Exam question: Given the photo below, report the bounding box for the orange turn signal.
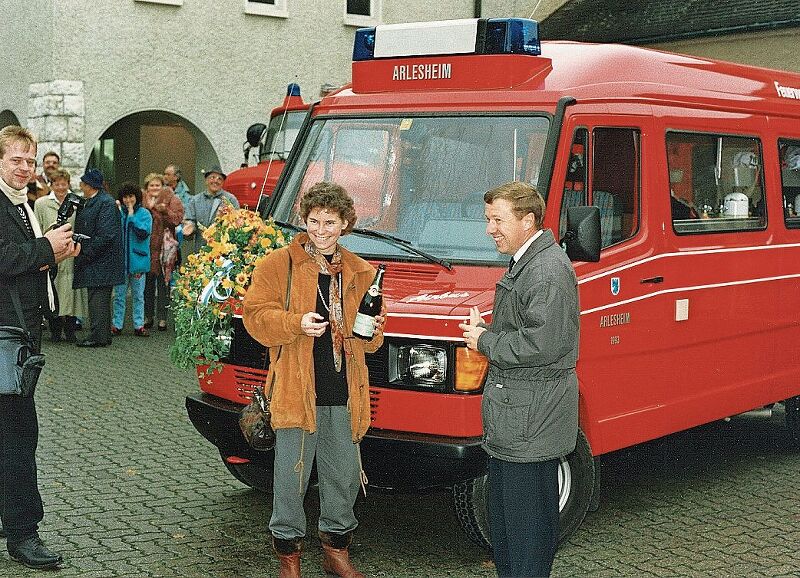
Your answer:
[455,347,489,392]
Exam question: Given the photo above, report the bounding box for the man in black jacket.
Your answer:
[73,169,124,347]
[0,125,79,570]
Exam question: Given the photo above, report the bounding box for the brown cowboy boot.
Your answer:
[318,531,364,578]
[272,536,303,578]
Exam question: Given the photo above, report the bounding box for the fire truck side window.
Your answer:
[667,132,766,234]
[779,139,800,229]
[591,128,640,248]
[559,127,640,248]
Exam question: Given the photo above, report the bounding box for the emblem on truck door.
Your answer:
[611,277,620,296]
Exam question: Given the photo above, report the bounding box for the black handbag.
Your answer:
[0,284,45,397]
[239,254,292,451]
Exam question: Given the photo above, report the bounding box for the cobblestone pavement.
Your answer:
[1,324,798,577]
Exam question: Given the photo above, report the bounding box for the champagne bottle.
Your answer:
[353,264,386,339]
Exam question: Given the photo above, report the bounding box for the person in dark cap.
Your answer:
[182,165,239,253]
[73,168,125,347]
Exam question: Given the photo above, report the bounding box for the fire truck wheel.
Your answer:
[220,451,274,493]
[785,396,800,447]
[452,429,595,550]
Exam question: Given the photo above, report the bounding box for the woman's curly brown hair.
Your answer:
[299,182,357,234]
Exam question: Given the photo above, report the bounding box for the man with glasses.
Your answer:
[182,166,239,252]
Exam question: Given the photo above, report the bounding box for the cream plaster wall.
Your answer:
[480,0,568,20]
[0,0,54,136]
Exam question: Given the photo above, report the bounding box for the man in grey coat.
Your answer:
[460,181,579,578]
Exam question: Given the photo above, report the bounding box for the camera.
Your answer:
[55,192,85,227]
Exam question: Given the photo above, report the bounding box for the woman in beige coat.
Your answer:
[243,182,384,578]
[33,168,88,341]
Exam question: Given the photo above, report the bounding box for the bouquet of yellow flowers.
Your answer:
[170,204,290,371]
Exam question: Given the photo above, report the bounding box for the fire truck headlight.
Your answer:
[397,345,447,384]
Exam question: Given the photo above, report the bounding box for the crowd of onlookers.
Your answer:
[26,153,240,347]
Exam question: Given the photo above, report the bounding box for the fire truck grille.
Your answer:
[369,388,382,419]
[382,265,438,298]
[232,367,270,403]
[364,343,389,387]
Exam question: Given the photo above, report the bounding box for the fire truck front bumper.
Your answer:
[186,392,488,490]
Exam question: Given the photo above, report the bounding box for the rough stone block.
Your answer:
[28,83,49,98]
[49,80,83,96]
[62,142,86,168]
[26,117,45,140]
[67,173,82,191]
[29,95,62,118]
[63,95,85,117]
[44,116,69,141]
[67,117,86,142]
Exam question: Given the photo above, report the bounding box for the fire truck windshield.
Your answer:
[271,114,550,264]
[259,110,305,162]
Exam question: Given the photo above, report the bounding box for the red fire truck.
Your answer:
[223,83,309,209]
[186,18,800,547]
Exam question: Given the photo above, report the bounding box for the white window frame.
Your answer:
[245,0,288,18]
[135,0,183,6]
[343,0,381,27]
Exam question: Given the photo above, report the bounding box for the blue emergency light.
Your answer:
[353,18,540,62]
[287,83,301,96]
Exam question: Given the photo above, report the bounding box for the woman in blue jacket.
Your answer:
[112,182,153,336]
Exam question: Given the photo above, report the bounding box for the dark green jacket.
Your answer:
[477,229,580,462]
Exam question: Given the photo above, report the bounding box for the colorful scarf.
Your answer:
[305,241,344,372]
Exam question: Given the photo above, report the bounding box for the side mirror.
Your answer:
[562,205,601,262]
[246,123,267,148]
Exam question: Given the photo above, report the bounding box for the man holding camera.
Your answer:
[73,169,124,347]
[0,126,79,570]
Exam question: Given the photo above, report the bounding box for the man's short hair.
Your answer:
[484,181,545,228]
[0,125,36,158]
[42,150,60,163]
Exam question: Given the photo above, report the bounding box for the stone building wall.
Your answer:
[27,80,86,187]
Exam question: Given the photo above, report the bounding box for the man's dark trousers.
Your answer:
[488,456,559,578]
[0,331,44,547]
[88,286,113,344]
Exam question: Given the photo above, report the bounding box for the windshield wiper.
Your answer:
[350,227,452,270]
[272,220,305,233]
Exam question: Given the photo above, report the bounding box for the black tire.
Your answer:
[785,396,800,447]
[452,429,595,550]
[220,451,274,493]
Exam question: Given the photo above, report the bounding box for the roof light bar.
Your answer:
[352,18,541,62]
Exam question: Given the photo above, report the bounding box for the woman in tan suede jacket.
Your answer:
[243,182,384,578]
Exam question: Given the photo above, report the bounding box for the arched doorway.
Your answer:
[0,110,20,130]
[87,110,218,192]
